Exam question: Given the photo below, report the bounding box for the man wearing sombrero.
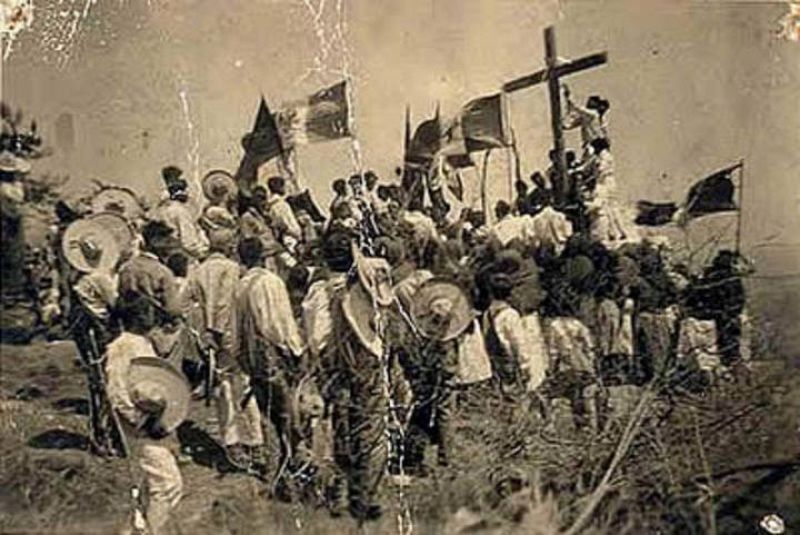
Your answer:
[105,295,189,535]
[68,236,121,455]
[301,230,389,521]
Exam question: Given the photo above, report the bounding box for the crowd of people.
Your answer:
[38,90,753,534]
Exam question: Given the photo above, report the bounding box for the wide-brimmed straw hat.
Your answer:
[202,169,237,205]
[411,279,474,341]
[90,186,145,221]
[353,245,394,307]
[0,151,31,174]
[128,356,190,433]
[62,212,134,273]
[341,282,385,358]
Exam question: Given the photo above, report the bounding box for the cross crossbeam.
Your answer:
[503,26,607,205]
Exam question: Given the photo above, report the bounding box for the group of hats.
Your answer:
[340,238,474,355]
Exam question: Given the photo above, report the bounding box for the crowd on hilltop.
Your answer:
[7,90,752,533]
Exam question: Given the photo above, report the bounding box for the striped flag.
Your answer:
[276,81,350,147]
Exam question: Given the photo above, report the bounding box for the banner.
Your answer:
[458,93,511,152]
[634,162,741,227]
[684,165,739,219]
[634,201,679,226]
[406,110,442,166]
[277,80,350,147]
[235,97,283,195]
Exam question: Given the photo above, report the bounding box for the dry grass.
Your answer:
[1,340,798,534]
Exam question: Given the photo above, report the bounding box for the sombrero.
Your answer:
[353,245,394,307]
[90,186,145,221]
[410,279,474,341]
[62,212,134,273]
[341,282,385,358]
[128,356,191,433]
[202,169,237,205]
[0,151,31,174]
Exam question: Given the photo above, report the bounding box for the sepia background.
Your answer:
[5,0,800,356]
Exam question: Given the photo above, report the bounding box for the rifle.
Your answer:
[205,345,216,407]
[88,328,130,458]
[184,324,216,407]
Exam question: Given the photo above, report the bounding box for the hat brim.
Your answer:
[62,213,133,273]
[202,170,237,204]
[355,249,395,307]
[128,356,190,433]
[0,153,31,174]
[341,283,384,357]
[411,279,474,341]
[90,187,145,221]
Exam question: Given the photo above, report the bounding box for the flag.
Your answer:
[436,93,509,167]
[634,162,741,227]
[277,80,350,147]
[406,114,442,166]
[235,97,284,195]
[685,164,740,219]
[459,93,511,152]
[634,201,679,226]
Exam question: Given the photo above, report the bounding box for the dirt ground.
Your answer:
[0,340,422,535]
[1,340,799,535]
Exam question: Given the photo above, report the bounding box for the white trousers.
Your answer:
[139,444,182,535]
[216,373,264,447]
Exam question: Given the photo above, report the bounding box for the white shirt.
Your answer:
[105,332,159,426]
[302,274,348,357]
[186,252,241,354]
[490,215,534,247]
[235,266,306,359]
[564,100,608,146]
[529,207,573,253]
[268,195,302,242]
[159,200,209,259]
[487,301,549,392]
[546,317,596,375]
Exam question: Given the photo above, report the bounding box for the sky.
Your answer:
[4,0,800,350]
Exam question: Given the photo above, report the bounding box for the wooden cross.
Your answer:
[503,26,607,206]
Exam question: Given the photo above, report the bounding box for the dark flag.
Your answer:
[685,164,740,218]
[459,93,511,152]
[445,153,474,169]
[235,97,284,196]
[287,189,325,223]
[406,106,442,166]
[634,162,742,227]
[635,201,679,226]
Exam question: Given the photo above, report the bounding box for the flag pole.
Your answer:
[481,149,493,222]
[735,158,745,254]
[505,146,513,202]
